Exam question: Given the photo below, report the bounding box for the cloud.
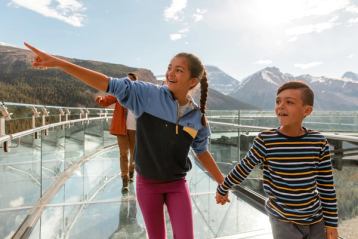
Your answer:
[296,0,350,18]
[288,36,298,42]
[286,16,339,36]
[254,59,273,65]
[9,0,86,27]
[193,8,207,22]
[345,4,358,13]
[10,197,24,207]
[347,17,358,24]
[169,27,189,41]
[294,61,323,69]
[170,33,182,41]
[164,0,187,22]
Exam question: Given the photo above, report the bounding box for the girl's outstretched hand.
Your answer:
[23,42,109,91]
[24,42,60,69]
[216,192,230,205]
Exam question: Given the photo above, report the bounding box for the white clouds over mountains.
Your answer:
[9,0,85,27]
[164,0,187,22]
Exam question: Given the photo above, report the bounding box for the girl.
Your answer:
[24,42,229,239]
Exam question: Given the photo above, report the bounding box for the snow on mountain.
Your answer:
[205,65,240,95]
[230,67,358,110]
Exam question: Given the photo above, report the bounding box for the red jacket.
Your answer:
[96,95,128,136]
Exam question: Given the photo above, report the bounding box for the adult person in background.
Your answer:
[96,73,137,193]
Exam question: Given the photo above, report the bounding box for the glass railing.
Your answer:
[18,148,270,239]
[1,106,357,239]
[0,102,116,239]
[207,110,358,239]
[0,104,271,239]
[207,110,358,132]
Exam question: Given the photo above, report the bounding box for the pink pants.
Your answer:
[136,174,194,239]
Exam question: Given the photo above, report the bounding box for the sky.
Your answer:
[1,0,358,81]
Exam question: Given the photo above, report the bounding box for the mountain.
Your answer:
[205,65,240,95]
[0,45,159,107]
[191,87,258,110]
[342,71,358,82]
[0,45,253,110]
[229,67,358,110]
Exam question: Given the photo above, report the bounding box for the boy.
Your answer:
[216,81,338,239]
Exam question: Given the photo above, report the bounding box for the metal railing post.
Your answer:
[41,107,49,136]
[31,106,41,139]
[0,103,12,152]
[65,108,71,128]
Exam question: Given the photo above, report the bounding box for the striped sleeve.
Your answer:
[217,135,266,196]
[317,139,338,228]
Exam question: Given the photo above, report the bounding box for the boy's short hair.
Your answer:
[277,81,314,106]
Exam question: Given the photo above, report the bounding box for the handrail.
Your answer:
[0,101,114,152]
[209,120,358,143]
[2,101,114,112]
[0,116,111,144]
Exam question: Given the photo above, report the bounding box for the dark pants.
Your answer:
[270,216,325,239]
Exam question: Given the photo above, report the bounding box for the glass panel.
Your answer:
[84,120,104,155]
[40,205,64,239]
[65,123,85,166]
[187,158,271,238]
[103,120,116,147]
[0,134,42,208]
[335,167,358,239]
[83,149,119,201]
[0,209,31,239]
[28,219,40,239]
[41,127,65,194]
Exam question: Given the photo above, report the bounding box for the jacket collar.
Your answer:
[162,86,199,110]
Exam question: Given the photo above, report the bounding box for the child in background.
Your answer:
[96,73,137,193]
[216,81,338,239]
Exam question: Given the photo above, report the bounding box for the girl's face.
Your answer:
[165,56,198,96]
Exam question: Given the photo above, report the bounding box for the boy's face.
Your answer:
[275,89,313,128]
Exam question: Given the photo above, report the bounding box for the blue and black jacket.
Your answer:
[107,77,210,181]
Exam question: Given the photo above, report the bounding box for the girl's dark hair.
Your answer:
[127,72,138,80]
[175,53,208,126]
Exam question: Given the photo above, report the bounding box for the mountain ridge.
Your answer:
[0,45,254,110]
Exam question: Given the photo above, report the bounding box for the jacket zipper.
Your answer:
[176,101,179,135]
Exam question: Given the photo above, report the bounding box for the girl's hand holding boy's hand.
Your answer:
[216,192,230,205]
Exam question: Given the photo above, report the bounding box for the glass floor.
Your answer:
[32,147,272,239]
[1,144,272,239]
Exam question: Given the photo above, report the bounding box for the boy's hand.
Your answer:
[215,192,230,205]
[326,227,338,239]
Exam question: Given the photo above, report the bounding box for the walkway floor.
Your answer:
[37,147,272,239]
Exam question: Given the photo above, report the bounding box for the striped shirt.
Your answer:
[217,128,338,228]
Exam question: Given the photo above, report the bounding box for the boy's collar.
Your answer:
[276,126,308,138]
